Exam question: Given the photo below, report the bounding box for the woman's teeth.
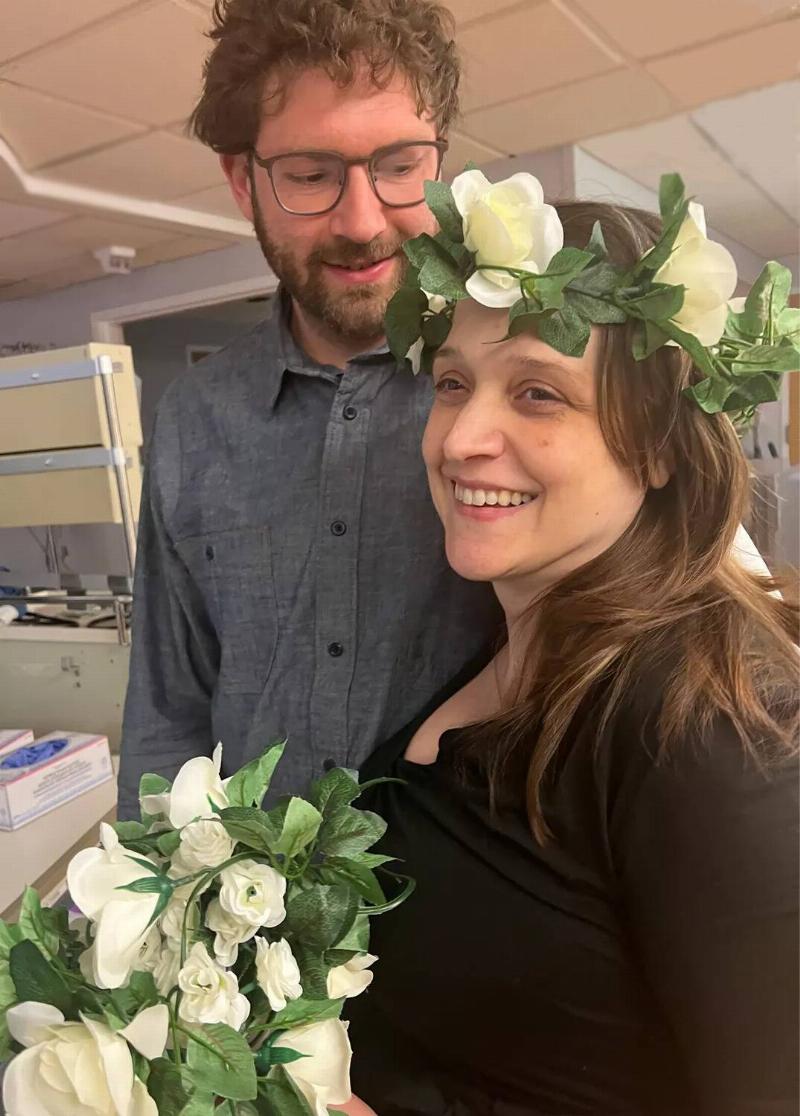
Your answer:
[453,483,534,507]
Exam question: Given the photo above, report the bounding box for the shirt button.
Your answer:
[327,641,344,658]
[330,520,347,536]
[343,404,358,420]
[323,757,336,771]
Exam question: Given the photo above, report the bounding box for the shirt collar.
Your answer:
[261,287,394,411]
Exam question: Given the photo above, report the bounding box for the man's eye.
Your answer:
[288,172,330,186]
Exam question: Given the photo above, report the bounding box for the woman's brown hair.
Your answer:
[189,0,460,154]
[463,201,799,843]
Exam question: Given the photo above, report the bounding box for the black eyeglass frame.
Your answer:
[250,140,449,216]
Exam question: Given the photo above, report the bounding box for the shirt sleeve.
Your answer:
[117,388,219,820]
[611,714,799,1116]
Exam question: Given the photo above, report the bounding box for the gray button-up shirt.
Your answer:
[118,293,500,819]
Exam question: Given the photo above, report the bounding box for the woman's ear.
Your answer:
[649,457,672,490]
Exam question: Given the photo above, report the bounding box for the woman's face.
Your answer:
[422,299,655,601]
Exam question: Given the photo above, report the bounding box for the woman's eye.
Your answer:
[519,386,561,406]
[434,376,466,395]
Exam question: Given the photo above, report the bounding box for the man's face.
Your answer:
[222,65,439,344]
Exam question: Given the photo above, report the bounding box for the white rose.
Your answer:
[140,742,230,828]
[451,169,563,309]
[272,1019,352,1116]
[134,925,163,974]
[159,894,200,942]
[326,953,377,1000]
[153,938,182,996]
[255,937,303,1011]
[405,335,425,375]
[175,817,235,872]
[218,859,286,929]
[654,201,738,346]
[177,942,250,1030]
[205,896,258,966]
[2,1002,167,1116]
[67,823,162,989]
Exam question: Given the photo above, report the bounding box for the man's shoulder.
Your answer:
[159,314,279,419]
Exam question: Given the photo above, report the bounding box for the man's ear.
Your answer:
[220,153,255,223]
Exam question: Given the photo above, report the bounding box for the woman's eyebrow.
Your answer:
[500,352,581,384]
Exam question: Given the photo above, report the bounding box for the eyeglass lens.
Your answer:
[270,143,441,214]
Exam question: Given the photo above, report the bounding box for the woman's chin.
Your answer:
[445,544,506,585]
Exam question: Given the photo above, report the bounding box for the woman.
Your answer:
[345,179,799,1114]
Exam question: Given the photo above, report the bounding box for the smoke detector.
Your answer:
[93,245,137,275]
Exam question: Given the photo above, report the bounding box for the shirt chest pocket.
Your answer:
[176,526,278,696]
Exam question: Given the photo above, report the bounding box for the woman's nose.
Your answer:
[442,399,505,463]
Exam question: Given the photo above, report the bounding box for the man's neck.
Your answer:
[289,298,385,370]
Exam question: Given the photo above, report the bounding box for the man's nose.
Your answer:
[328,166,389,244]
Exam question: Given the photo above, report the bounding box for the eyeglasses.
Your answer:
[250,140,448,216]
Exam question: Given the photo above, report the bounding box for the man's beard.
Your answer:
[251,188,406,343]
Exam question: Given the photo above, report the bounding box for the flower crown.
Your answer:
[385,169,799,422]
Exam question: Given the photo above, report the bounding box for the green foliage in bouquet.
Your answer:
[0,742,410,1115]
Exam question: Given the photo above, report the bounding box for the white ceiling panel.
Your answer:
[0,0,137,66]
[0,199,66,238]
[1,1,209,127]
[691,81,800,221]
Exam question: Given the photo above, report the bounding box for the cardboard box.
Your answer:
[0,729,34,754]
[0,731,113,831]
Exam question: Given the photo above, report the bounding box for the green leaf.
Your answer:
[384,285,427,364]
[743,261,792,336]
[319,858,386,906]
[777,306,800,347]
[9,939,74,1016]
[112,820,148,842]
[255,1044,309,1072]
[565,290,626,325]
[533,247,594,311]
[659,320,717,379]
[157,829,182,858]
[421,312,452,349]
[624,283,685,324]
[256,1066,315,1115]
[349,851,396,869]
[404,233,468,301]
[275,798,323,859]
[586,220,609,260]
[731,344,800,374]
[180,1095,217,1116]
[18,887,66,959]
[659,173,686,221]
[424,179,463,243]
[220,807,279,853]
[147,1058,191,1116]
[283,883,358,951]
[535,305,591,358]
[309,768,361,817]
[270,994,345,1030]
[570,261,624,299]
[225,740,286,809]
[139,772,171,822]
[635,198,690,275]
[182,1022,257,1101]
[332,913,370,953]
[631,319,670,361]
[316,806,386,858]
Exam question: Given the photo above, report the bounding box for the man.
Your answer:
[118,0,499,818]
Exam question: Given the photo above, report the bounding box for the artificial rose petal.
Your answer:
[167,750,229,828]
[274,1020,352,1116]
[119,1005,169,1060]
[502,171,545,209]
[92,895,159,989]
[130,1077,159,1116]
[6,1002,64,1048]
[450,169,492,219]
[1,1046,56,1116]
[527,204,564,272]
[82,1014,135,1116]
[465,269,520,308]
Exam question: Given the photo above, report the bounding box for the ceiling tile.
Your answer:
[459,2,619,114]
[448,0,532,24]
[45,131,226,200]
[0,198,66,237]
[569,0,794,59]
[582,115,798,258]
[691,81,799,221]
[133,235,232,269]
[463,69,677,153]
[175,183,243,219]
[443,130,507,176]
[0,80,144,171]
[1,1,210,127]
[0,0,136,65]
[646,18,800,109]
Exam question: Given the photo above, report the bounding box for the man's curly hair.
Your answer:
[190,0,461,154]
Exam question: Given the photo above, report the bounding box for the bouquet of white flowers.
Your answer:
[0,741,409,1115]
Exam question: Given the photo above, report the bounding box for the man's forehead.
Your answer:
[256,63,436,151]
